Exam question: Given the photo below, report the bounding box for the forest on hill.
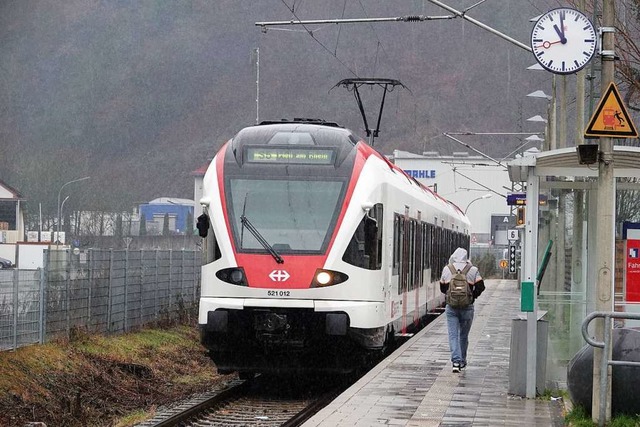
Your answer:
[3,0,635,227]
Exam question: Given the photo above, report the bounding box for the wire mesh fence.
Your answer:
[0,269,44,350]
[0,248,201,351]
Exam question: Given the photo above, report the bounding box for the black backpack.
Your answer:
[446,263,473,308]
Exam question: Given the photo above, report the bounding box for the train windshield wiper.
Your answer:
[240,214,284,264]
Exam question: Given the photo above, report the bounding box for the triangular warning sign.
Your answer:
[585,82,638,138]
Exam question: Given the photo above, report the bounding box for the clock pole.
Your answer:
[592,0,615,424]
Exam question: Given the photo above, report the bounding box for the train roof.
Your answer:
[231,120,361,150]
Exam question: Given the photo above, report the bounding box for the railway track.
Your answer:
[137,374,345,427]
[137,313,441,427]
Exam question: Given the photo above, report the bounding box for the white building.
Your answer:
[391,150,515,244]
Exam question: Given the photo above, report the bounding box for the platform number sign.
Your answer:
[509,244,517,274]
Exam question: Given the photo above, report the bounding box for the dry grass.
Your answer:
[0,325,232,427]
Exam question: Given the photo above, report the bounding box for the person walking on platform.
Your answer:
[440,247,485,373]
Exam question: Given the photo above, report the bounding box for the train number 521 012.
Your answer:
[267,290,290,297]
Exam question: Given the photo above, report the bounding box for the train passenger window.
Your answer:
[400,217,409,294]
[392,214,401,275]
[414,221,422,289]
[342,203,383,270]
[423,223,431,271]
[408,220,416,291]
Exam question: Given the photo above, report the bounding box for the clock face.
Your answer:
[531,8,597,74]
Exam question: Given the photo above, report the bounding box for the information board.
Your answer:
[627,239,640,302]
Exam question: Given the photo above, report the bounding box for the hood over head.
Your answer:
[449,247,470,271]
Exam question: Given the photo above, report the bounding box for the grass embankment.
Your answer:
[0,326,231,427]
[565,405,640,427]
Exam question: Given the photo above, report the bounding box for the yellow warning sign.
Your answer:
[585,82,638,138]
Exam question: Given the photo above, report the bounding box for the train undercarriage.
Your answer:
[200,307,390,375]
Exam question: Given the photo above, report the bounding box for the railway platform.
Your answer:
[303,279,565,426]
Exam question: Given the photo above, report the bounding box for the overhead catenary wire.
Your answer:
[355,0,405,83]
[333,0,348,56]
[277,0,359,77]
[442,133,507,169]
[257,0,532,52]
[450,169,507,198]
[257,14,456,28]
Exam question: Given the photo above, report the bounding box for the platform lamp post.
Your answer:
[527,89,556,151]
[528,86,565,303]
[56,176,90,246]
[524,134,544,147]
[464,193,492,215]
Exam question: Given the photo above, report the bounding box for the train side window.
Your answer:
[342,203,383,270]
[368,204,383,269]
[398,215,406,294]
[415,221,423,289]
[408,220,415,291]
[392,214,401,275]
[401,216,409,294]
[432,226,442,282]
[424,223,431,271]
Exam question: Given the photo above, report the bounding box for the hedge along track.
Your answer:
[136,374,345,427]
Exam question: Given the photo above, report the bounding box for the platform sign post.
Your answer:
[500,259,508,279]
[522,172,540,399]
[509,244,517,274]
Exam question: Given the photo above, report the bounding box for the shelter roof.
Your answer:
[508,146,640,182]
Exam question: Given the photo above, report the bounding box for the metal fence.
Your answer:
[0,248,201,351]
[0,269,44,350]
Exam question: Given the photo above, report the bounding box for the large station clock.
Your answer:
[530,8,597,74]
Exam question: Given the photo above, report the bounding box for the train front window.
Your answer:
[228,179,345,252]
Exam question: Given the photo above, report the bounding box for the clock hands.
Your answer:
[530,8,596,75]
[553,11,567,44]
[538,40,563,49]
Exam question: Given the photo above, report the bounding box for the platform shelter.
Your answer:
[507,145,640,397]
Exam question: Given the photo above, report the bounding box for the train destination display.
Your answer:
[246,147,335,164]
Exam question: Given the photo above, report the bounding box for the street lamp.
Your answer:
[57,196,70,244]
[526,66,557,150]
[464,193,492,215]
[526,115,547,123]
[57,176,90,245]
[527,90,552,101]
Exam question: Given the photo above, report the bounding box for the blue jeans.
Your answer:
[445,304,474,364]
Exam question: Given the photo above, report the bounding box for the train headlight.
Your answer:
[310,269,349,288]
[216,267,248,286]
[316,271,332,285]
[230,269,244,283]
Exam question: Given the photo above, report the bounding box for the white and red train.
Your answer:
[197,119,470,375]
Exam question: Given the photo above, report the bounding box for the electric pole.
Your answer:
[593,0,615,424]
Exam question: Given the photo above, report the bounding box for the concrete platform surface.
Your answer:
[303,279,565,426]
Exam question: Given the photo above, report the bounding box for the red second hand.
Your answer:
[540,40,562,49]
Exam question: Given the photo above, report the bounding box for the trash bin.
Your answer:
[508,314,548,396]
